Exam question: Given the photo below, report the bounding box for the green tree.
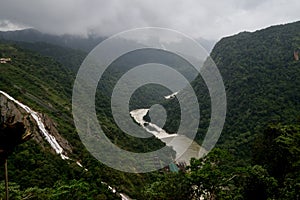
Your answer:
[187,148,239,200]
[252,124,300,199]
[143,172,191,200]
[242,165,278,200]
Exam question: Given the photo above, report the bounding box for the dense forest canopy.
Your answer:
[0,21,299,199]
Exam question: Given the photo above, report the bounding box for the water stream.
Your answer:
[130,108,207,165]
[0,90,69,160]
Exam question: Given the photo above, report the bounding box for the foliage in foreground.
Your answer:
[0,179,115,200]
[143,123,300,199]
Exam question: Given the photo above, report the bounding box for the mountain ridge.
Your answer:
[0,20,299,199]
[164,20,300,157]
[0,28,105,52]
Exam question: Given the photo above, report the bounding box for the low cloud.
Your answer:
[0,0,299,40]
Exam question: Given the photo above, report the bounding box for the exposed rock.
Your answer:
[39,113,72,153]
[0,94,35,164]
[0,92,72,163]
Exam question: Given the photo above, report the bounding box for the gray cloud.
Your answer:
[0,0,299,40]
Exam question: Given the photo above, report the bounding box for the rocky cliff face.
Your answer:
[0,94,34,163]
[0,92,72,163]
[38,113,72,154]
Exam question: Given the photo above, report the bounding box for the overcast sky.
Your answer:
[0,0,299,40]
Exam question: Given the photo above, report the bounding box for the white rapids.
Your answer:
[164,91,179,100]
[130,108,207,165]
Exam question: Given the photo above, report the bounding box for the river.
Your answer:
[130,109,207,165]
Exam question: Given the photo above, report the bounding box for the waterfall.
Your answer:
[0,90,69,160]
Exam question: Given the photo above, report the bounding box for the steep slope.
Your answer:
[211,21,300,154]
[0,94,32,164]
[0,42,116,198]
[0,41,171,199]
[0,91,71,160]
[141,21,300,200]
[164,21,300,158]
[2,21,299,198]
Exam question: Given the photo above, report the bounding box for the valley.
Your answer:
[0,20,299,199]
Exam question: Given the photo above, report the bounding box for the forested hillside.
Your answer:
[211,21,300,153]
[153,21,300,199]
[0,42,168,199]
[0,21,299,199]
[165,21,300,156]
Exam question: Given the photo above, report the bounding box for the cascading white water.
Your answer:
[0,90,69,160]
[0,90,132,199]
